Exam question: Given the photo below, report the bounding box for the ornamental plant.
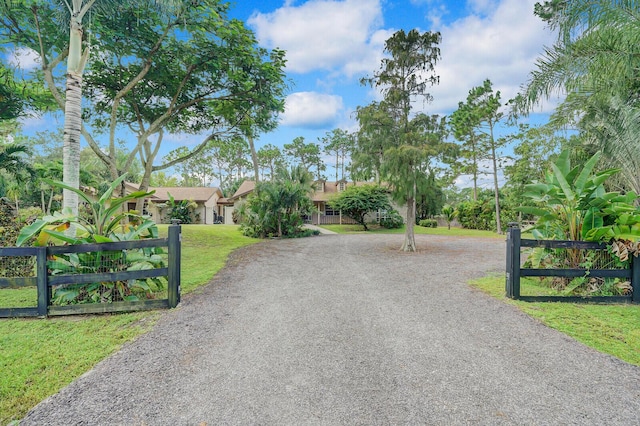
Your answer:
[519,150,640,244]
[16,175,166,304]
[518,150,640,295]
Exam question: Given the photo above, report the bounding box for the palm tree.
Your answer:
[0,143,34,181]
[45,1,177,218]
[276,164,316,194]
[516,1,640,194]
[519,1,640,110]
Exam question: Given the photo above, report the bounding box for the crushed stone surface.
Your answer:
[21,234,640,425]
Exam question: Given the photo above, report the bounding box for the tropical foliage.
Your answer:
[440,205,457,230]
[238,166,315,238]
[517,0,640,195]
[165,193,197,225]
[16,175,166,304]
[328,184,392,231]
[517,150,631,242]
[517,149,640,295]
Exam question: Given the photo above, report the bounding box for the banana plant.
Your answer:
[518,150,622,241]
[16,174,166,304]
[17,174,154,246]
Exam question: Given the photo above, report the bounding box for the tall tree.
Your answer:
[1,0,176,218]
[283,136,325,180]
[359,29,441,252]
[81,1,285,210]
[450,101,485,201]
[257,144,284,181]
[516,1,640,193]
[321,128,353,181]
[1,0,286,212]
[454,79,516,234]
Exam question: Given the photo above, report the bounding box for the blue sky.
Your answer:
[229,0,559,184]
[12,0,560,186]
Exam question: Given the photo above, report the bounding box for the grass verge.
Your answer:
[320,224,506,238]
[470,274,640,366]
[0,225,256,425]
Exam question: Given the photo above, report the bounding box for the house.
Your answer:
[227,179,408,225]
[125,183,227,225]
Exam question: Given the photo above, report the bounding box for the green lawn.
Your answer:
[2,224,638,423]
[0,225,257,425]
[320,224,506,238]
[470,274,640,366]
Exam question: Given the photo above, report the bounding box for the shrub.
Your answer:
[418,219,437,228]
[456,200,495,231]
[329,184,392,231]
[0,199,34,277]
[238,180,314,238]
[380,210,404,229]
[17,175,166,304]
[167,193,196,224]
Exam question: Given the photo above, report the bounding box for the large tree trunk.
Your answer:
[401,194,417,252]
[63,15,86,234]
[63,70,82,217]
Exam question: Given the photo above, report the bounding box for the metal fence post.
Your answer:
[36,247,48,317]
[168,221,181,308]
[632,254,640,304]
[505,222,521,299]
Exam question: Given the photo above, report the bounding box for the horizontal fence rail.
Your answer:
[0,224,181,318]
[505,224,639,304]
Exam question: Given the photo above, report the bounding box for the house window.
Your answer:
[325,205,336,216]
[338,181,345,191]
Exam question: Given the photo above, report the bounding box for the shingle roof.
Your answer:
[229,180,257,201]
[226,180,376,202]
[126,182,221,203]
[148,186,221,202]
[312,181,372,201]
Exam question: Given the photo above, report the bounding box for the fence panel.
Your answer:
[0,224,181,318]
[505,224,636,304]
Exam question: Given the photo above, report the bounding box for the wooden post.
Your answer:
[505,223,521,299]
[632,254,640,304]
[168,221,181,308]
[36,247,48,317]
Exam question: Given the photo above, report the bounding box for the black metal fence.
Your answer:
[0,224,181,318]
[505,224,639,304]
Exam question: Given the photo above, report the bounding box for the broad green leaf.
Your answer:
[550,163,575,202]
[574,151,601,192]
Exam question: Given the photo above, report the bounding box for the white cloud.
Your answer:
[426,0,558,114]
[19,114,56,130]
[248,0,384,76]
[7,47,40,70]
[454,158,508,189]
[281,92,344,128]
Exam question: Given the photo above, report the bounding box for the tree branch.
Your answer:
[152,133,217,171]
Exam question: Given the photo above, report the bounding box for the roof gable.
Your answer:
[126,183,222,202]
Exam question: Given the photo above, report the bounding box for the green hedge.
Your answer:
[418,219,437,228]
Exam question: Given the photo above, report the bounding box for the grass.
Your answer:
[470,274,640,366]
[2,224,638,421]
[320,224,507,238]
[0,225,257,425]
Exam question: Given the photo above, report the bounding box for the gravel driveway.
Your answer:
[21,234,640,425]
